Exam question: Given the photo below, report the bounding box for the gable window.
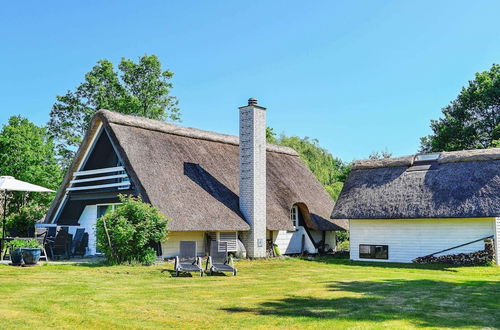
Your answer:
[359,244,388,260]
[290,205,299,228]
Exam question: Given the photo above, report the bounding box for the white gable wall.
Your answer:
[350,218,495,263]
[77,205,98,255]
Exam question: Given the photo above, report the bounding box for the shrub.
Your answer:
[337,240,350,252]
[96,195,169,265]
[6,203,47,237]
[336,230,349,243]
[7,239,41,250]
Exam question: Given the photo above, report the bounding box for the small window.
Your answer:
[414,153,440,162]
[359,244,388,260]
[290,205,299,228]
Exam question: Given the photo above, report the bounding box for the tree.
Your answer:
[420,64,500,152]
[96,195,169,265]
[0,116,61,214]
[48,55,180,167]
[267,131,350,200]
[368,148,393,160]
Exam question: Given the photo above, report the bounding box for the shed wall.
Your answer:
[350,218,495,263]
[161,231,206,258]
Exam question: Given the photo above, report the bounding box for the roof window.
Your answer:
[407,153,441,172]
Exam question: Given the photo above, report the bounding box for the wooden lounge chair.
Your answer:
[174,241,203,277]
[34,227,49,261]
[206,241,237,276]
[71,228,85,256]
[47,230,73,260]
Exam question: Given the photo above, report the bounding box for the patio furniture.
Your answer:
[174,241,203,277]
[206,241,237,276]
[46,226,57,239]
[71,228,86,256]
[47,230,73,260]
[0,176,54,258]
[35,227,49,261]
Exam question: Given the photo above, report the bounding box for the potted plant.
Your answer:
[7,239,42,266]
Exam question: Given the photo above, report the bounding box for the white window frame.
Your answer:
[290,205,299,228]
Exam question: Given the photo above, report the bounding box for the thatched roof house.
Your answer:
[45,100,345,258]
[331,149,500,264]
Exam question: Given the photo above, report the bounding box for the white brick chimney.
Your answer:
[239,98,267,258]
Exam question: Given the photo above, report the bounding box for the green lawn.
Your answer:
[0,258,499,329]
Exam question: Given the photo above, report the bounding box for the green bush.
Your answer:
[6,203,47,237]
[96,195,169,265]
[336,230,349,243]
[7,239,41,250]
[337,240,350,252]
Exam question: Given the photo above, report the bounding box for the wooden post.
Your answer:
[101,216,116,261]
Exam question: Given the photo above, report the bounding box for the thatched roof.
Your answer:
[47,110,344,232]
[331,148,500,220]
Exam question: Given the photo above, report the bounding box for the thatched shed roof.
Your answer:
[331,148,500,220]
[47,110,344,232]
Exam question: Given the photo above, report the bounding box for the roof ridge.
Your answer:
[352,148,500,170]
[96,109,298,156]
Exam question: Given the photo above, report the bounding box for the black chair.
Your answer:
[47,230,73,260]
[206,241,237,276]
[46,226,57,239]
[175,241,203,277]
[71,228,85,256]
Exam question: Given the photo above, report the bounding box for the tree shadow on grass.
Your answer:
[222,279,500,328]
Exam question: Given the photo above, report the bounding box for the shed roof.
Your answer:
[331,148,500,220]
[47,110,345,232]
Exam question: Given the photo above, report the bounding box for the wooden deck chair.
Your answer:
[35,227,49,261]
[206,241,237,276]
[175,241,203,277]
[71,228,85,256]
[48,230,72,260]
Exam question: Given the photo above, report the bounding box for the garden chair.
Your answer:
[206,241,237,276]
[47,230,72,260]
[174,241,203,277]
[34,227,49,261]
[71,228,85,256]
[73,232,88,257]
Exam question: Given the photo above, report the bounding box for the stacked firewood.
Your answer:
[413,238,495,266]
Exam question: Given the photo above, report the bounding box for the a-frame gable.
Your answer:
[49,124,134,225]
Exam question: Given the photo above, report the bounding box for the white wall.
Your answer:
[350,218,495,263]
[325,231,336,251]
[161,231,206,258]
[273,226,316,254]
[77,205,98,255]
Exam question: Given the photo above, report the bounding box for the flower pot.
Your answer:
[21,248,41,265]
[10,248,24,266]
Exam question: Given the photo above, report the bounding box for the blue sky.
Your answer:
[1,1,500,161]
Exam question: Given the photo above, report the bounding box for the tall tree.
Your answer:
[0,116,62,213]
[267,129,349,200]
[48,55,180,168]
[368,148,393,160]
[420,64,500,152]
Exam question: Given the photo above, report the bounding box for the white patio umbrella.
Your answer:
[0,176,55,254]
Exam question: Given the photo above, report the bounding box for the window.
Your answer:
[359,244,388,260]
[407,153,441,172]
[97,204,121,218]
[290,205,299,228]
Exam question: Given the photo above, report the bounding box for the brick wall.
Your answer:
[238,103,267,258]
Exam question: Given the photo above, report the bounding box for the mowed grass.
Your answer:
[0,258,499,329]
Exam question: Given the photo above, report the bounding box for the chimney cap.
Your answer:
[248,98,258,106]
[239,97,267,110]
